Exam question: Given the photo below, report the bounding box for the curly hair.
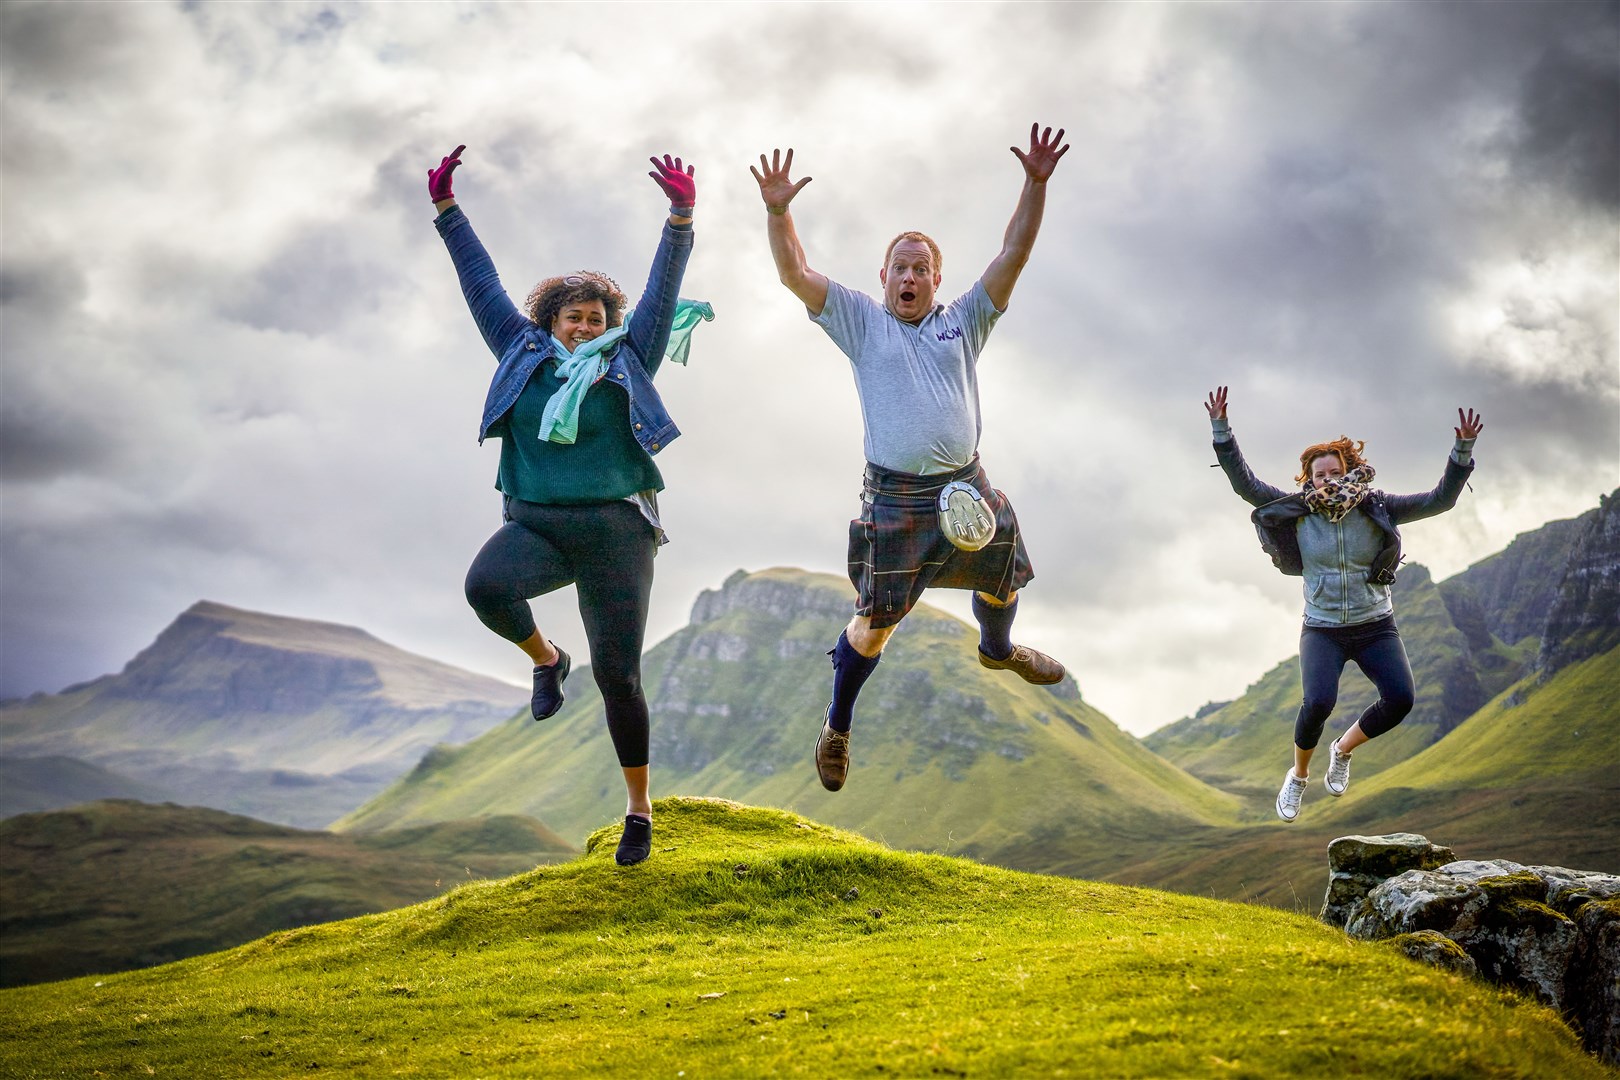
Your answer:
[884,230,942,275]
[523,271,628,332]
[1296,436,1369,485]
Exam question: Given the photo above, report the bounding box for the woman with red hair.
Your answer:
[1204,386,1483,823]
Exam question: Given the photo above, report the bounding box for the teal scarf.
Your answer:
[538,299,714,444]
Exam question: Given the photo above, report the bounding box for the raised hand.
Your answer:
[750,148,812,213]
[1456,407,1484,440]
[1010,123,1070,183]
[428,144,465,203]
[1205,385,1229,421]
[648,154,696,209]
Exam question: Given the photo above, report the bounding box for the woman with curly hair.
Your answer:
[428,144,710,865]
[1203,386,1483,823]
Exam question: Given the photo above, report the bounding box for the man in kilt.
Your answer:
[751,124,1070,791]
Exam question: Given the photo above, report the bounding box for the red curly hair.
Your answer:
[1296,436,1369,485]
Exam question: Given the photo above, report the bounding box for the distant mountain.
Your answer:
[0,602,527,827]
[1436,504,1598,649]
[0,800,574,987]
[1538,491,1620,674]
[337,568,1243,879]
[1144,563,1535,796]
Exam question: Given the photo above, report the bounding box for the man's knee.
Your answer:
[845,615,896,658]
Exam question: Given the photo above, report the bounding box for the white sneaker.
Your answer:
[1324,738,1352,797]
[1276,770,1308,823]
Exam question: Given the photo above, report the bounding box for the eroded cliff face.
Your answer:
[1539,490,1620,676]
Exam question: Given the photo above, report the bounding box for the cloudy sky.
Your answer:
[2,1,1615,735]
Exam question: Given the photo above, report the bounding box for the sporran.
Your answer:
[937,480,996,552]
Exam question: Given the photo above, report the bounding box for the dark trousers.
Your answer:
[1295,615,1415,750]
[464,498,655,767]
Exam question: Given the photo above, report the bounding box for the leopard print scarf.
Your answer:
[1304,464,1376,523]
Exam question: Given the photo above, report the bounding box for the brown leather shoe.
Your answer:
[978,644,1066,685]
[814,714,851,792]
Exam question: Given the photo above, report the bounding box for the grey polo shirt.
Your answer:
[813,278,1003,476]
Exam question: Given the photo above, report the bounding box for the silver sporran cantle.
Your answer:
[937,480,996,552]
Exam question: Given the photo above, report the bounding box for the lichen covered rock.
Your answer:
[1319,833,1456,930]
[1331,838,1620,1063]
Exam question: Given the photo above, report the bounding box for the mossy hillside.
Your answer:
[1145,564,1529,797]
[337,569,1241,879]
[1104,648,1620,909]
[1351,647,1620,792]
[0,801,574,988]
[2,799,1609,1080]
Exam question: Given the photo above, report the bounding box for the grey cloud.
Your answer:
[0,1,146,90]
[218,226,408,336]
[0,258,87,318]
[1512,36,1620,209]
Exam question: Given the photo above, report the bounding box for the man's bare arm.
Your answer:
[982,124,1069,311]
[752,148,829,316]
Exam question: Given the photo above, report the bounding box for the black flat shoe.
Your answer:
[531,648,571,720]
[615,815,652,866]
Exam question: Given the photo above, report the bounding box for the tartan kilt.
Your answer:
[847,456,1034,629]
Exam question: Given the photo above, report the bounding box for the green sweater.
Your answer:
[492,359,663,505]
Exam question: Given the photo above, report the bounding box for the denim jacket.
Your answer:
[1213,428,1474,624]
[434,205,692,454]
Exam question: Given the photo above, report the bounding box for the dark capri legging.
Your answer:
[464,497,655,768]
[1294,615,1415,751]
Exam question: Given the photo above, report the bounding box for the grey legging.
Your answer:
[464,497,655,767]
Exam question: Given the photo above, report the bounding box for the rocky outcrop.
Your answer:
[1326,834,1620,1064]
[1539,489,1620,676]
[1319,833,1456,929]
[1440,509,1593,647]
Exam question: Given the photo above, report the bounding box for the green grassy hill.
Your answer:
[1145,564,1534,796]
[1110,645,1620,908]
[0,800,574,987]
[337,568,1242,879]
[0,799,1606,1079]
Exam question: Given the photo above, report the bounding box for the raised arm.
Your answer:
[626,154,698,372]
[1206,385,1292,507]
[752,148,829,316]
[1384,407,1482,524]
[981,124,1070,311]
[428,145,531,357]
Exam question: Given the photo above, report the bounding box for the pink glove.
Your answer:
[428,145,465,203]
[648,154,696,211]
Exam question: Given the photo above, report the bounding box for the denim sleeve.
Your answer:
[1213,431,1292,507]
[435,206,534,359]
[624,220,695,379]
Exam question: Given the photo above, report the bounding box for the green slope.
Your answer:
[1111,645,1620,909]
[1145,564,1535,796]
[337,568,1241,878]
[0,799,1605,1079]
[0,800,574,987]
